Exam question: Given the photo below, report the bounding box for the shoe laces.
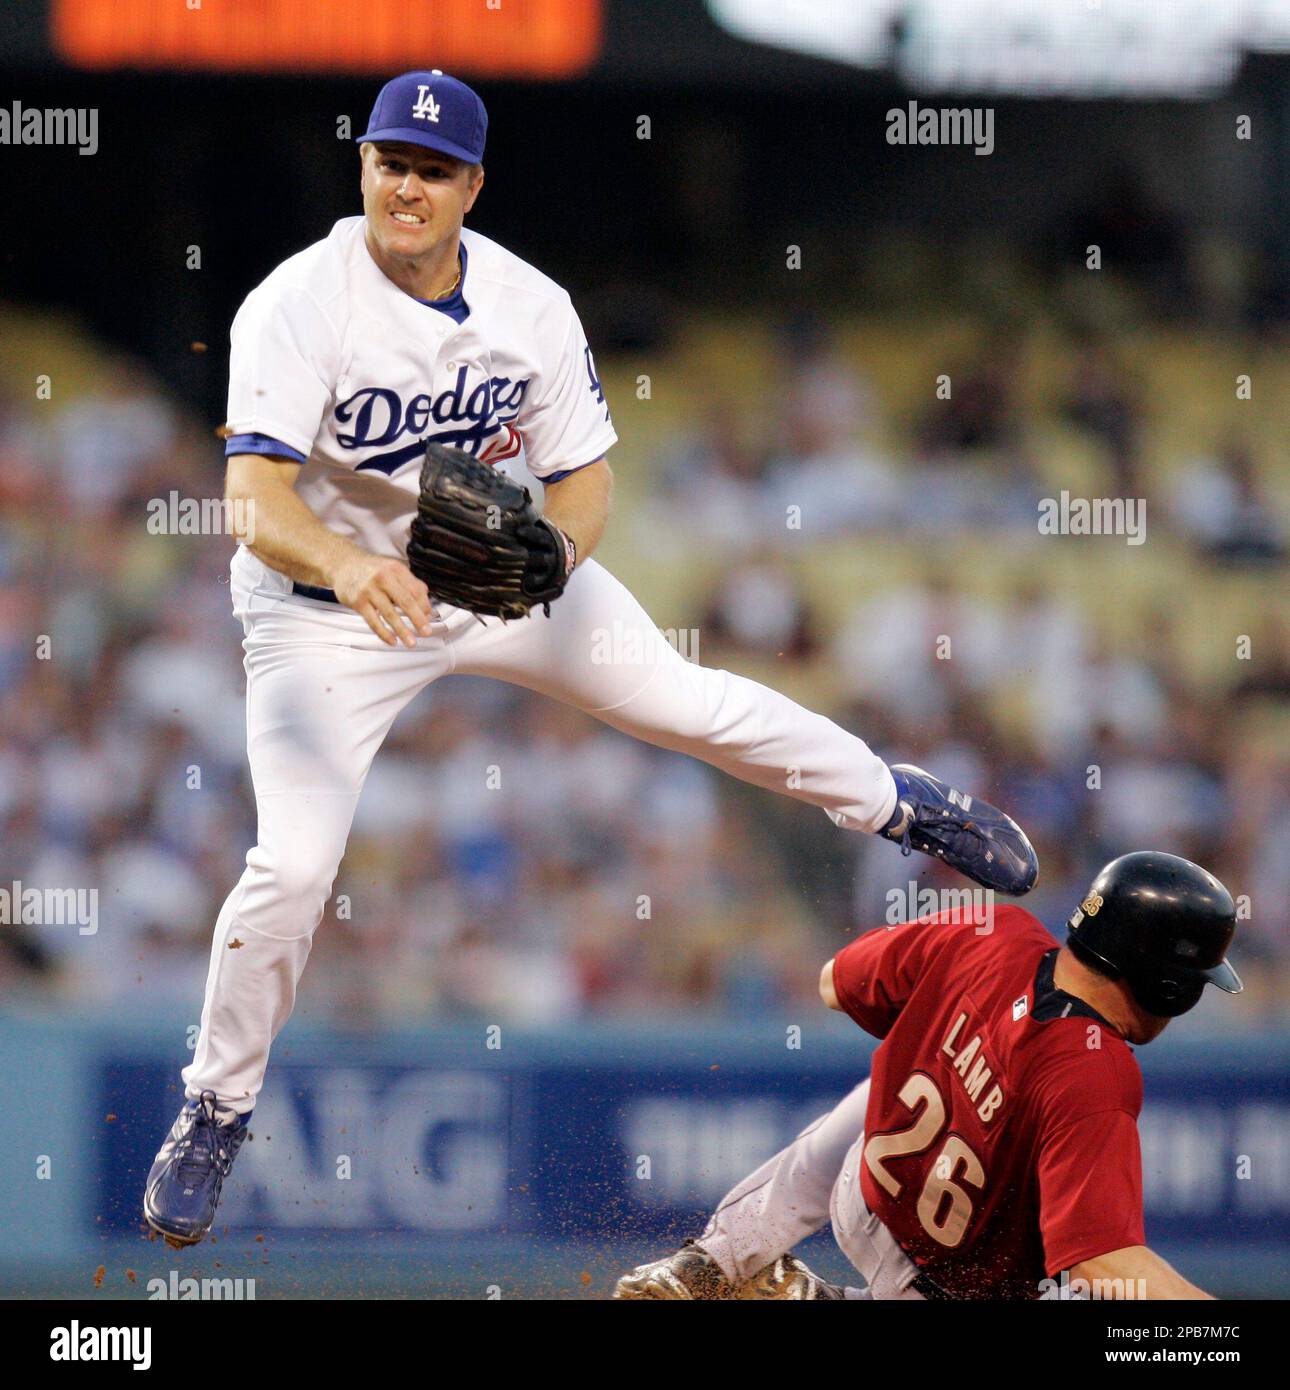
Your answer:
[896,786,981,856]
[175,1092,241,1187]
[891,801,915,857]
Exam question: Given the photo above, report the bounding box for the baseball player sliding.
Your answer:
[615,852,1242,1301]
[143,71,1037,1248]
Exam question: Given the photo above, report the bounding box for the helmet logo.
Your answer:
[1081,892,1104,916]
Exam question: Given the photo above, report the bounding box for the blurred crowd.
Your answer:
[0,354,822,1025]
[0,298,1287,1029]
[654,319,1289,1027]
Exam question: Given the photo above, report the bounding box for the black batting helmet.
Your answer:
[1066,852,1242,1018]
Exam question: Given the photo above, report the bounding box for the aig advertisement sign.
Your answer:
[93,1040,1290,1249]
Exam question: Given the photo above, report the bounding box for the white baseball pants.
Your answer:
[182,556,897,1109]
[698,1079,927,1299]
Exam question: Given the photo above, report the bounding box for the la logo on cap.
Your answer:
[412,85,441,123]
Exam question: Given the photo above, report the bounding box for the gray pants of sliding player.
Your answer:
[697,1079,927,1300]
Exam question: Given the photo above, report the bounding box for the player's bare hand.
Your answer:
[332,553,433,648]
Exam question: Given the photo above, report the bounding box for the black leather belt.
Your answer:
[911,1271,955,1300]
[292,581,340,604]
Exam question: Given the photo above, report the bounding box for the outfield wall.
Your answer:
[1,1011,1285,1298]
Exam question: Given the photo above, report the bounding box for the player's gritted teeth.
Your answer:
[387,209,429,235]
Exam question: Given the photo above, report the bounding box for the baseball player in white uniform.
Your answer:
[143,70,1037,1248]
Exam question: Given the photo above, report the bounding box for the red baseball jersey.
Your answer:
[831,904,1145,1299]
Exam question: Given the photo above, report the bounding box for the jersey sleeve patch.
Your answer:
[517,298,617,478]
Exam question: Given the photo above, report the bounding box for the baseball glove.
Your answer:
[405,442,576,621]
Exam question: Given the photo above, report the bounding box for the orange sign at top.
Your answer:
[54,0,602,78]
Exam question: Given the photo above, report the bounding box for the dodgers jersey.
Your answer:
[832,905,1145,1299]
[223,216,616,600]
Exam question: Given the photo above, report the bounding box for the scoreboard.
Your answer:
[52,0,602,77]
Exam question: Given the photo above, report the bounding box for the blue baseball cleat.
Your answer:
[143,1091,250,1248]
[880,764,1039,896]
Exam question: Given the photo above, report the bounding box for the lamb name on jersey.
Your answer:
[833,905,1146,1299]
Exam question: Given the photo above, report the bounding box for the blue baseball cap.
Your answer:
[356,70,487,164]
